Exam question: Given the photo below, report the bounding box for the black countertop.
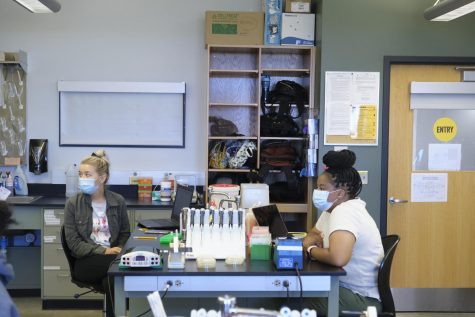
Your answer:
[7,183,203,209]
[9,196,176,209]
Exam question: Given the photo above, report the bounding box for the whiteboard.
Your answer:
[58,81,186,148]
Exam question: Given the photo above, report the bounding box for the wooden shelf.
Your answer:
[262,68,310,73]
[210,69,259,76]
[260,136,306,141]
[209,136,258,140]
[276,203,309,214]
[208,169,252,173]
[209,103,258,107]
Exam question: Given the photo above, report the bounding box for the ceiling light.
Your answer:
[424,0,475,21]
[13,0,61,13]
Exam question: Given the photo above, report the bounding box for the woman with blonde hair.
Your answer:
[64,150,130,317]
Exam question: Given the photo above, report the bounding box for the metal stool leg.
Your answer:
[103,294,107,317]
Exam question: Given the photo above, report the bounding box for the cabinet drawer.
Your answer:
[43,226,61,244]
[43,244,69,270]
[43,270,102,299]
[43,209,65,227]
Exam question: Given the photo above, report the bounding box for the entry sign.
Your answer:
[433,117,457,142]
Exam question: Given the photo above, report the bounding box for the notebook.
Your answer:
[138,185,194,230]
[251,204,289,239]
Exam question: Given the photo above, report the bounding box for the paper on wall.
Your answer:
[411,173,448,202]
[428,143,461,171]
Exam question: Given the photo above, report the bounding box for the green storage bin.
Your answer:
[250,244,271,260]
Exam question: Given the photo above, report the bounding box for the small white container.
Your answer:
[160,181,172,202]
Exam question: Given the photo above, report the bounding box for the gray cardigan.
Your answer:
[64,190,130,258]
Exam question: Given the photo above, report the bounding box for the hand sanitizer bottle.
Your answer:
[13,165,28,196]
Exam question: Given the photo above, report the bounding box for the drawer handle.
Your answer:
[58,273,70,278]
[56,247,64,251]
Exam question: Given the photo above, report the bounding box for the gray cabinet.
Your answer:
[41,208,101,299]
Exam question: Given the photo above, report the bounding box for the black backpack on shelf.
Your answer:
[266,80,308,116]
[260,80,308,137]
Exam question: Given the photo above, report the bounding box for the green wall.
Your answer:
[317,0,475,227]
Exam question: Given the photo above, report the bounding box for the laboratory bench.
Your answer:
[5,183,202,308]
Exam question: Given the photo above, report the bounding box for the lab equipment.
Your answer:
[240,183,269,209]
[5,172,13,194]
[208,184,240,209]
[0,235,8,259]
[119,246,162,269]
[184,207,246,260]
[168,231,185,269]
[273,237,303,270]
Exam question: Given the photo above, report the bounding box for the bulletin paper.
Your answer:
[411,173,448,203]
[324,71,380,145]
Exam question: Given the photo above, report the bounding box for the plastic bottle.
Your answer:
[65,164,79,197]
[0,235,7,259]
[261,75,270,105]
[13,165,28,196]
[5,172,14,195]
[168,173,175,200]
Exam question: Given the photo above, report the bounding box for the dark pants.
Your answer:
[74,254,117,317]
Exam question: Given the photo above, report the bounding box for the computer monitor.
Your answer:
[252,204,289,239]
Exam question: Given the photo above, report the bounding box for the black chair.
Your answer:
[60,226,106,315]
[378,235,401,317]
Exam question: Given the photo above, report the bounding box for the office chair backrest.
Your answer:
[60,226,77,280]
[378,234,400,316]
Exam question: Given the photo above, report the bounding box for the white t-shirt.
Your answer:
[315,198,383,300]
[90,201,111,247]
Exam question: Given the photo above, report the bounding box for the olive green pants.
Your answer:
[306,286,382,316]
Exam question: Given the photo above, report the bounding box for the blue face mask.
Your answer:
[313,189,335,211]
[79,178,98,195]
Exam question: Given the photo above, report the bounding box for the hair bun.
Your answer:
[323,149,356,170]
[93,149,109,162]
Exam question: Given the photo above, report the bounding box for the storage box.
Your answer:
[262,0,283,14]
[285,0,311,13]
[250,244,272,260]
[205,11,264,46]
[264,13,282,45]
[281,13,315,46]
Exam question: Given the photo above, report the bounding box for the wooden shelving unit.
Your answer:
[206,45,316,230]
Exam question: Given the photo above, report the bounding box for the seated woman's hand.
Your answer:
[304,228,324,248]
[104,247,122,255]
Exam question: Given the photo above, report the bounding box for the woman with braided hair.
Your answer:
[303,149,384,314]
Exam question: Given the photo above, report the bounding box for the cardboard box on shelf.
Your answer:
[205,11,264,46]
[285,0,311,13]
[281,13,315,46]
[262,0,283,14]
[264,13,282,45]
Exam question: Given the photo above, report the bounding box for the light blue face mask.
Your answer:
[312,189,334,211]
[78,178,98,195]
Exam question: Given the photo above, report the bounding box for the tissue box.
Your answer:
[281,13,315,46]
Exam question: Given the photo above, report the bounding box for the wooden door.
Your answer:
[387,64,475,288]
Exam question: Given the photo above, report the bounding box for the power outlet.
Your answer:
[358,171,368,185]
